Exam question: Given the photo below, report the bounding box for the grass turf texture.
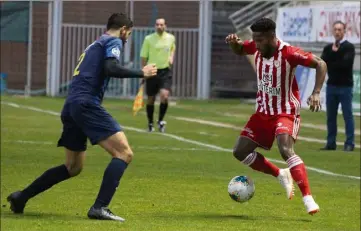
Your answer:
[1,96,360,231]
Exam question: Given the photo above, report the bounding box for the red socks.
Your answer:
[286,155,311,196]
[242,152,280,177]
[242,152,311,197]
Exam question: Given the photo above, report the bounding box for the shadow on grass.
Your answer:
[150,212,312,223]
[193,213,312,223]
[1,211,89,221]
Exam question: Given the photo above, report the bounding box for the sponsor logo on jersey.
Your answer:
[112,47,121,58]
[258,84,281,96]
[258,74,281,96]
[274,60,280,68]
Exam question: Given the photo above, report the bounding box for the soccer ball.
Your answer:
[228,175,255,203]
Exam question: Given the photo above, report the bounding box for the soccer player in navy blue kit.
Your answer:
[7,13,157,222]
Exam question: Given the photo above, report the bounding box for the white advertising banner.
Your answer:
[296,66,327,112]
[276,7,316,42]
[276,5,360,44]
[314,6,361,44]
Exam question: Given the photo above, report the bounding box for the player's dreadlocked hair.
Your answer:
[107,13,133,30]
[250,18,276,33]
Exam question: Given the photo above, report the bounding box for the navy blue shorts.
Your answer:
[57,101,122,152]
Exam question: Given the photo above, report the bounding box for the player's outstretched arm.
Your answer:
[225,34,246,56]
[291,49,327,112]
[307,55,327,95]
[104,58,157,79]
[287,47,327,112]
[225,34,256,56]
[306,55,327,112]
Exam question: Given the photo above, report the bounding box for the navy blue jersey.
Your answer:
[66,34,123,104]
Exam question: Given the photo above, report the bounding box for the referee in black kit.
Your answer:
[140,18,176,133]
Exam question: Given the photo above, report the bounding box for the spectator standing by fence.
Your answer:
[321,21,355,152]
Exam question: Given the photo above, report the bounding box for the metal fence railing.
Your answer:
[228,1,305,34]
[60,24,199,98]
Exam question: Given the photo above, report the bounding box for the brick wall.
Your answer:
[0,41,27,89]
[62,1,126,25]
[1,2,48,90]
[62,1,198,27]
[31,2,48,90]
[133,1,199,27]
[1,1,199,91]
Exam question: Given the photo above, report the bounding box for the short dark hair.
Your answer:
[250,18,276,33]
[107,13,133,30]
[333,20,346,29]
[156,18,166,25]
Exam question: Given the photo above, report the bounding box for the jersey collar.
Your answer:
[156,31,168,38]
[337,37,347,44]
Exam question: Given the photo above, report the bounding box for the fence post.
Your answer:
[49,0,63,97]
[203,0,212,99]
[197,0,212,100]
[25,0,33,97]
[46,0,53,96]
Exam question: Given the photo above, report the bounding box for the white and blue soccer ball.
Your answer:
[228,175,255,203]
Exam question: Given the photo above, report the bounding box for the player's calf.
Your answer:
[277,134,319,213]
[65,150,85,177]
[232,137,257,162]
[278,144,295,161]
[233,137,280,177]
[91,132,132,217]
[277,136,311,196]
[158,89,170,132]
[159,89,169,103]
[7,150,84,214]
[146,96,156,131]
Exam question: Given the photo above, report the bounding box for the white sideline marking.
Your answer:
[199,131,219,137]
[3,140,54,145]
[3,140,217,152]
[2,101,360,180]
[303,123,360,136]
[172,116,361,149]
[214,112,361,135]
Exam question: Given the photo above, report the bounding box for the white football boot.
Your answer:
[277,168,295,200]
[303,195,320,215]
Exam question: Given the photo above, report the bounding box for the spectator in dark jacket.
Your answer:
[321,20,355,152]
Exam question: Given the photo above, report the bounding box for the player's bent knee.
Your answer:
[66,164,83,177]
[112,142,134,163]
[113,148,134,163]
[147,96,156,105]
[99,132,134,163]
[65,149,85,177]
[160,95,169,103]
[232,149,247,161]
[160,90,170,100]
[232,137,255,162]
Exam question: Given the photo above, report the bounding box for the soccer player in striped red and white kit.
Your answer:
[226,18,327,215]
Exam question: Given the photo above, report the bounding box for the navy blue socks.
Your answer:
[21,164,70,201]
[93,158,128,209]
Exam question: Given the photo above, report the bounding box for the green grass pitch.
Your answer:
[1,95,360,231]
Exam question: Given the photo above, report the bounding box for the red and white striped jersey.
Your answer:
[243,40,314,116]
